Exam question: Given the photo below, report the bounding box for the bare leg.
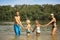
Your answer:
[27,33,31,40]
[52,34,57,40]
[36,33,40,40]
[52,28,57,35]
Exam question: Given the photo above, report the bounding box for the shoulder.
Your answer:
[53,18,56,21]
[29,24,31,26]
[18,16,20,19]
[35,25,38,27]
[18,16,20,17]
[14,16,18,19]
[14,16,16,19]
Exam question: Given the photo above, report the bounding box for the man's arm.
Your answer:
[18,16,24,29]
[19,21,24,29]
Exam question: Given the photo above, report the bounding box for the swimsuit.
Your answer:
[50,18,57,30]
[51,21,56,29]
[36,27,40,33]
[26,29,31,33]
[14,24,21,36]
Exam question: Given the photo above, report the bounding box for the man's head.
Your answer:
[16,11,19,16]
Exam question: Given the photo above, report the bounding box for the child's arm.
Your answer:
[25,27,27,30]
[32,26,36,32]
[40,24,45,27]
[31,27,33,30]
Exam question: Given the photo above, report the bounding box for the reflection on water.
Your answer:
[52,35,57,40]
[35,33,40,40]
[26,35,40,40]
[0,25,60,40]
[36,35,40,40]
[26,35,31,40]
[12,36,19,40]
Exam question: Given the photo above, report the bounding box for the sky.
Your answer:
[0,0,60,6]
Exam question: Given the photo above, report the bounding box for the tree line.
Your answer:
[0,4,60,21]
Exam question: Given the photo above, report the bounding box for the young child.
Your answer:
[32,20,43,36]
[25,19,32,36]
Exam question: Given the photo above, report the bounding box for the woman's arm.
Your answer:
[46,19,54,26]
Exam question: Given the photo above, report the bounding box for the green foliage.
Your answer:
[0,4,60,21]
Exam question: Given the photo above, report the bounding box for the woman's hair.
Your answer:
[50,13,54,16]
[50,12,56,17]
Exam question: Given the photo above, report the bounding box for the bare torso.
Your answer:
[14,16,20,24]
[26,24,31,30]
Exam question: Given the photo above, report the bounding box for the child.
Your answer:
[25,19,32,36]
[32,20,43,36]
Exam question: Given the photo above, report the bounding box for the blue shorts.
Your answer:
[14,24,20,36]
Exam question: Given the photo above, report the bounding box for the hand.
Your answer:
[41,24,47,27]
[32,30,34,32]
[42,25,45,27]
[41,25,46,27]
[21,26,26,30]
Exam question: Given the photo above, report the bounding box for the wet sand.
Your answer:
[0,25,60,40]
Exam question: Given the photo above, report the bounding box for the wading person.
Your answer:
[25,19,32,40]
[25,19,32,36]
[32,20,44,40]
[14,11,24,37]
[32,20,44,36]
[46,13,57,35]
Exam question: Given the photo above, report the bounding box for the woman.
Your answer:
[46,13,57,35]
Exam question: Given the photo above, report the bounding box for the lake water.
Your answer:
[0,22,60,40]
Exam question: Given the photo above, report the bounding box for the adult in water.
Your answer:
[14,11,24,37]
[46,13,57,35]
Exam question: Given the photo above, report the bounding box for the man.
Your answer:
[14,11,24,37]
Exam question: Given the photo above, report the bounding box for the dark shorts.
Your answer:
[26,30,31,34]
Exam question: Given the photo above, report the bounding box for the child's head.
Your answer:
[26,19,30,24]
[35,20,39,25]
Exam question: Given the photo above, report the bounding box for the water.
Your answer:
[0,21,60,40]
